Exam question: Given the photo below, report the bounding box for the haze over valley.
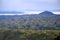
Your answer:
[0,11,60,15]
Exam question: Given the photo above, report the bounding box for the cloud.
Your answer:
[53,12,60,14]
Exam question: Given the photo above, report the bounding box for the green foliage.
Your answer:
[0,30,60,40]
[0,15,60,30]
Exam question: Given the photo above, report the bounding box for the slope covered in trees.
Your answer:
[0,11,60,40]
[0,30,60,40]
[0,11,60,30]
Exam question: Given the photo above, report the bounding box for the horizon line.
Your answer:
[0,12,60,15]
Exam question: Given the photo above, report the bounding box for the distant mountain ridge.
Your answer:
[0,11,24,14]
[40,11,54,15]
[0,11,60,30]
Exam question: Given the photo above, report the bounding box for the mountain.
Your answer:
[0,11,60,30]
[0,11,24,14]
[40,11,54,15]
[38,11,55,18]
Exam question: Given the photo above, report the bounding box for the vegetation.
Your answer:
[0,11,60,40]
[0,29,59,40]
[0,13,60,30]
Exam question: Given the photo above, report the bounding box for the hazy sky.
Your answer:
[0,0,60,11]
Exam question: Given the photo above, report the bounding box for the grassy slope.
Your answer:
[0,29,60,40]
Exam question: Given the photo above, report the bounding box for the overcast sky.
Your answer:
[0,0,60,11]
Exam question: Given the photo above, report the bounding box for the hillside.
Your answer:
[0,11,60,30]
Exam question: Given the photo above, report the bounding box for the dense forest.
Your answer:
[0,11,60,40]
[0,29,60,40]
[0,11,60,30]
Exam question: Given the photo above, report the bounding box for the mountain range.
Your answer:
[0,11,60,30]
[0,11,24,14]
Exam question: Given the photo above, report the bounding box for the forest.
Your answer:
[0,11,60,30]
[0,29,60,40]
[0,11,60,40]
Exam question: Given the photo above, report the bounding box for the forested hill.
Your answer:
[0,11,60,30]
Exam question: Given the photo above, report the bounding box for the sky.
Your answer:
[0,0,60,11]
